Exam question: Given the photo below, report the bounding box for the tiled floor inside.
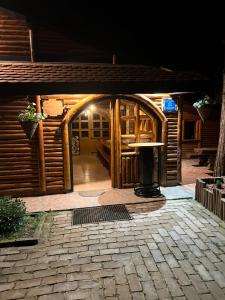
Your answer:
[1,199,225,299]
[73,154,111,192]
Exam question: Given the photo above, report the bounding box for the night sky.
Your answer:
[0,0,224,77]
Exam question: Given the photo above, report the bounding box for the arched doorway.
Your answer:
[62,94,167,192]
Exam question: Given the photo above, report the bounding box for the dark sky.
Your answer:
[0,0,224,76]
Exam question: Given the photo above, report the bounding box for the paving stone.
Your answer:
[0,288,27,300]
[104,277,116,296]
[179,259,195,275]
[143,257,158,272]
[81,263,102,272]
[67,272,91,281]
[42,274,66,285]
[206,281,225,300]
[173,267,191,285]
[14,278,41,289]
[117,284,132,300]
[194,265,213,281]
[164,254,179,269]
[124,260,136,275]
[189,274,209,294]
[131,292,145,300]
[39,293,65,300]
[66,288,91,300]
[115,268,127,284]
[0,282,15,292]
[136,264,151,281]
[127,274,142,292]
[142,280,158,299]
[53,281,78,292]
[209,271,225,288]
[27,285,53,297]
[92,255,111,262]
[182,285,201,299]
[150,249,165,263]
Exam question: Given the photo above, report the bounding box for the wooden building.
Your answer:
[0,7,218,197]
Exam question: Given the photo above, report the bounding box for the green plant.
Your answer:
[0,196,28,235]
[193,95,210,109]
[18,102,47,122]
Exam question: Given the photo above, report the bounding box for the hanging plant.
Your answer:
[18,102,47,139]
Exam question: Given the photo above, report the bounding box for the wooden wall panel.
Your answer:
[0,8,31,61]
[201,120,220,148]
[42,117,64,193]
[0,96,39,196]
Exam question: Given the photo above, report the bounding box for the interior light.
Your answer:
[89,105,95,111]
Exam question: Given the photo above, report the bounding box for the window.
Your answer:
[183,121,196,140]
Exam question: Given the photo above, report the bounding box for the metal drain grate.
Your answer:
[73,204,132,225]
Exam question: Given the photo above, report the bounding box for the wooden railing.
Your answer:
[121,152,139,188]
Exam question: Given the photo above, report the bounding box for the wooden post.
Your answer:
[177,96,182,183]
[161,120,167,186]
[115,99,121,188]
[135,104,140,142]
[63,121,71,192]
[110,98,115,187]
[36,95,46,192]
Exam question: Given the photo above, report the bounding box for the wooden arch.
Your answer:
[62,94,168,191]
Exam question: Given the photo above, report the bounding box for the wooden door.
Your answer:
[114,99,157,188]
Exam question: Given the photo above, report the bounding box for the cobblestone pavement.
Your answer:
[1,199,225,300]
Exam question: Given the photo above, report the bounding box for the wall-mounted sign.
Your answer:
[163,98,177,113]
[42,99,64,116]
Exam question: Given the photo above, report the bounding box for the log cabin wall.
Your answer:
[0,96,39,196]
[0,7,31,61]
[201,120,220,148]
[0,94,180,197]
[148,97,180,186]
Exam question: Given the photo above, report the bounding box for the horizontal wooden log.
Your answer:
[0,182,38,189]
[0,169,38,175]
[0,157,38,162]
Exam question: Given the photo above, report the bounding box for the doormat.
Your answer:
[78,190,106,197]
[73,204,132,225]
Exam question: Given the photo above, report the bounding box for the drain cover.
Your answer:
[73,204,132,225]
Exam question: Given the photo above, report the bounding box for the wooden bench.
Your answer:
[194,147,217,170]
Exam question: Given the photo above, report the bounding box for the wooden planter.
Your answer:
[195,177,225,220]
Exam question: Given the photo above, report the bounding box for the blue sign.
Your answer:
[163,98,177,112]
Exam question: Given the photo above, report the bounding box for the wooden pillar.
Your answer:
[161,120,167,186]
[115,99,121,188]
[110,99,116,187]
[135,104,140,142]
[63,121,71,192]
[177,96,183,184]
[36,95,46,192]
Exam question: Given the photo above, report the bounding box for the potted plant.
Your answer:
[18,102,47,139]
[193,95,220,122]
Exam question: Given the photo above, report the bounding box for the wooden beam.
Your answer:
[110,99,115,187]
[63,120,71,191]
[36,95,46,192]
[115,99,121,188]
[177,97,182,184]
[135,104,140,142]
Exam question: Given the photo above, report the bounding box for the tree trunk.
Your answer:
[214,71,225,176]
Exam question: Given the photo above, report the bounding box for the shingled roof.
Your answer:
[0,62,207,83]
[0,62,211,95]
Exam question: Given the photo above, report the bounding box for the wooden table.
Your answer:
[128,142,164,197]
[194,147,217,170]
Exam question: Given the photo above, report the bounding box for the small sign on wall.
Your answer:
[162,98,177,113]
[42,99,64,116]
